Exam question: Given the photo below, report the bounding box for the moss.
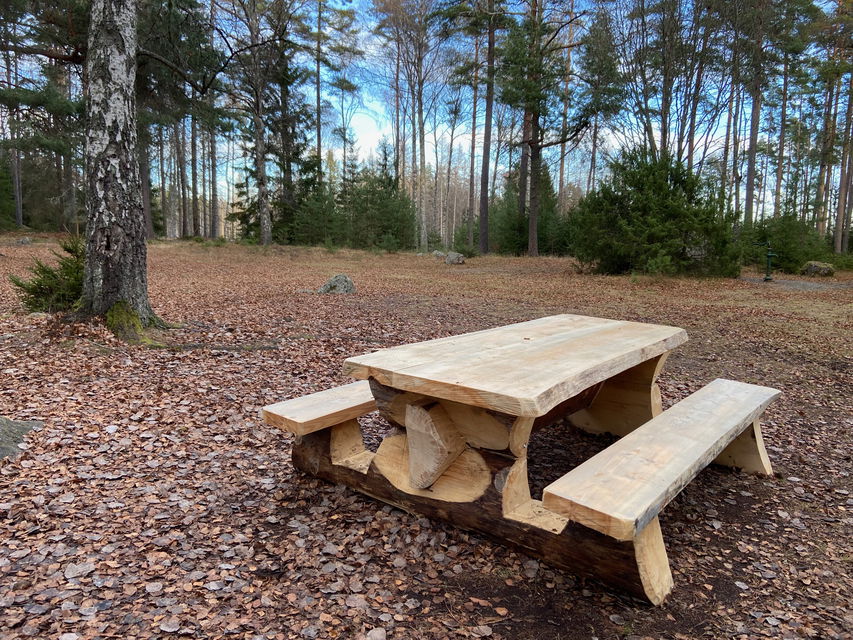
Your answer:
[105,301,164,346]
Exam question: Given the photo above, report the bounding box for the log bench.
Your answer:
[542,378,780,603]
[262,381,378,473]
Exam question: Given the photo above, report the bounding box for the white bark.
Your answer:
[81,0,154,323]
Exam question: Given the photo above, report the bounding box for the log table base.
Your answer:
[292,427,672,604]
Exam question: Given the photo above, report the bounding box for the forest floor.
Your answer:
[0,235,851,640]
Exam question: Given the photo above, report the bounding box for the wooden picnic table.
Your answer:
[263,314,778,604]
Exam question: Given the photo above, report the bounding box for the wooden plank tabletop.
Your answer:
[343,314,688,417]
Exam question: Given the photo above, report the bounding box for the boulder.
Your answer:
[431,250,446,259]
[0,417,42,459]
[800,261,834,277]
[17,237,32,245]
[445,251,465,265]
[318,274,355,294]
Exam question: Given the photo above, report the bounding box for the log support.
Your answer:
[713,419,773,475]
[292,428,671,603]
[569,353,669,437]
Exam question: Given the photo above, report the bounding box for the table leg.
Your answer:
[570,352,669,437]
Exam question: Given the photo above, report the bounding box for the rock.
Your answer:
[431,250,446,258]
[800,261,834,277]
[317,274,355,294]
[366,629,387,640]
[445,251,465,265]
[0,417,42,460]
[17,237,32,245]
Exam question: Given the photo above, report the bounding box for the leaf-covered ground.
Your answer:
[1,237,851,640]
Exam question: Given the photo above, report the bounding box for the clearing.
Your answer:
[0,237,851,639]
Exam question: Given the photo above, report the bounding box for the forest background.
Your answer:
[0,0,851,275]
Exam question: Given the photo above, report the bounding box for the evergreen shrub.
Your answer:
[569,150,739,276]
[743,215,838,274]
[9,236,84,312]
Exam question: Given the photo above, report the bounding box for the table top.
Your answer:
[343,314,688,417]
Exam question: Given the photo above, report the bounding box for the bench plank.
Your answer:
[542,378,780,541]
[262,381,377,436]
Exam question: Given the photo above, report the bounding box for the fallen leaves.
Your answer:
[0,241,851,639]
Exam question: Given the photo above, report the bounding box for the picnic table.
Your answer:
[263,314,779,604]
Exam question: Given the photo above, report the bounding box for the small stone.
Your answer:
[366,629,387,640]
[609,614,626,625]
[445,251,465,265]
[734,581,750,590]
[300,625,319,639]
[522,559,539,578]
[59,634,80,640]
[317,274,355,294]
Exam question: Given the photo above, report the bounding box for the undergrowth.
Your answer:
[9,235,84,312]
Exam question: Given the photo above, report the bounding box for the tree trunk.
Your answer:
[254,109,272,245]
[445,108,458,244]
[773,55,789,217]
[732,88,742,217]
[558,0,575,213]
[417,67,427,249]
[816,79,840,236]
[467,38,480,248]
[158,126,168,238]
[478,3,495,255]
[140,137,154,239]
[191,106,200,236]
[518,110,532,218]
[2,44,23,227]
[210,127,219,239]
[587,114,599,193]
[835,74,852,253]
[394,38,401,187]
[201,127,208,237]
[175,121,190,237]
[813,81,835,233]
[528,112,541,257]
[80,0,155,325]
[686,24,709,173]
[491,105,502,201]
[743,84,762,227]
[315,0,323,174]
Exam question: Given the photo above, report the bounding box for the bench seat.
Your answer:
[542,378,780,541]
[262,380,377,436]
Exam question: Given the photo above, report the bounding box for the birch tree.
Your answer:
[79,0,156,328]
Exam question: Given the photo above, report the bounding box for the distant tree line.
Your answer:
[0,0,850,273]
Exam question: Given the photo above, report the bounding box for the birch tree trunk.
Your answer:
[80,0,155,326]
